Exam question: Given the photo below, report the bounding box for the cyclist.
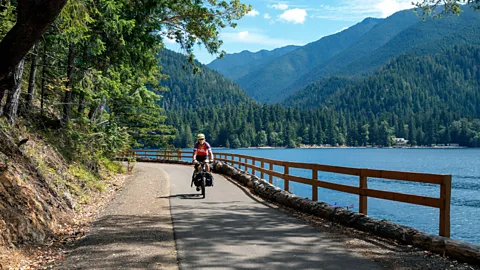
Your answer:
[192,133,214,189]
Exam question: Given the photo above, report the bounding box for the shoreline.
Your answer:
[297,145,468,149]
[214,145,469,150]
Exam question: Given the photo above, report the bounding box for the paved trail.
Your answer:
[55,163,178,269]
[57,162,382,269]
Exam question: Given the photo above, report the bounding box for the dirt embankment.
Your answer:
[0,125,124,269]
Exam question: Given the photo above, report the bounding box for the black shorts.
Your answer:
[195,155,207,162]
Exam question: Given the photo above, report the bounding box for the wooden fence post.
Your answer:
[260,161,264,180]
[440,175,452,237]
[312,169,318,201]
[284,165,289,192]
[359,169,368,215]
[252,158,256,176]
[269,163,273,184]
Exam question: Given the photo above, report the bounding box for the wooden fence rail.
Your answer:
[125,149,452,237]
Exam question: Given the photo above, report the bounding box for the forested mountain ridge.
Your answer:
[336,9,480,79]
[284,44,480,117]
[158,49,255,111]
[166,44,480,148]
[211,7,480,104]
[279,9,420,102]
[290,6,480,94]
[207,45,299,80]
[208,17,382,102]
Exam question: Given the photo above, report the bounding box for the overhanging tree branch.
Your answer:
[0,0,68,81]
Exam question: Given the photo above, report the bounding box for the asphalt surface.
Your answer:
[56,162,383,269]
[55,163,178,269]
[164,163,383,270]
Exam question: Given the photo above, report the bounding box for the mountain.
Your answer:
[163,43,480,148]
[283,9,419,98]
[165,44,480,148]
[207,45,299,80]
[211,7,480,104]
[284,44,480,120]
[158,49,255,111]
[286,7,480,98]
[211,17,382,103]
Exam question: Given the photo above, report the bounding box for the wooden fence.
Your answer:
[126,149,452,237]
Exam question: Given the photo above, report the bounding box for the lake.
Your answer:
[208,148,480,245]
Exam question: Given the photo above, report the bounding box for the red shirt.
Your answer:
[194,142,211,156]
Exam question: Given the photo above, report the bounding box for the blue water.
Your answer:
[209,148,480,244]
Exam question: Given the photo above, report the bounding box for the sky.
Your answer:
[165,0,416,65]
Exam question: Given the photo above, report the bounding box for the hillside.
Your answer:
[209,17,382,103]
[166,44,480,148]
[158,49,255,111]
[207,45,299,80]
[212,7,480,104]
[287,7,480,97]
[0,119,125,268]
[285,44,480,120]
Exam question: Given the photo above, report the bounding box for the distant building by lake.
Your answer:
[392,138,408,147]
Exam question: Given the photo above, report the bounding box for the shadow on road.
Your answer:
[159,193,205,200]
[171,200,384,270]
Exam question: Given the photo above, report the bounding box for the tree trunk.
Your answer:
[40,41,48,116]
[26,43,39,106]
[62,45,75,125]
[0,0,67,82]
[77,46,88,117]
[0,81,6,116]
[4,58,26,125]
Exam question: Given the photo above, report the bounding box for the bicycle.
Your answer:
[191,161,214,198]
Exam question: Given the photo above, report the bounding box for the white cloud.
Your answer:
[164,37,176,44]
[221,31,302,47]
[271,3,289,10]
[375,0,412,17]
[238,31,249,39]
[247,9,260,17]
[312,0,414,21]
[279,8,307,24]
[264,13,271,19]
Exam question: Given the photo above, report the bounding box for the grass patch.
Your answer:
[67,164,106,193]
[99,157,125,174]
